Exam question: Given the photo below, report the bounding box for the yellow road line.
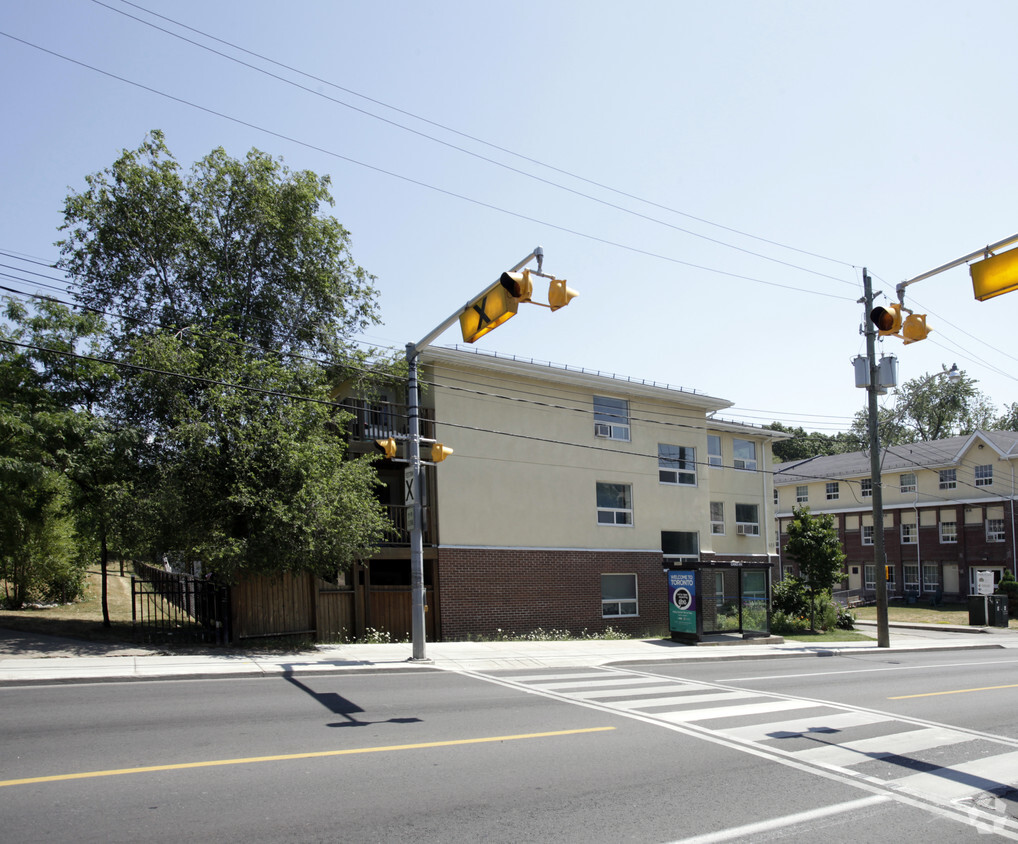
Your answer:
[0,726,615,788]
[890,683,1018,700]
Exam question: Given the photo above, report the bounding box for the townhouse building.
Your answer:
[343,346,785,640]
[773,430,1018,601]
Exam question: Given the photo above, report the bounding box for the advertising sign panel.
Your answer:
[668,570,697,634]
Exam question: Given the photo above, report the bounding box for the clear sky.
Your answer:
[3,1,1016,433]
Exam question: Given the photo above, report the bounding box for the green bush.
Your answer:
[996,571,1018,618]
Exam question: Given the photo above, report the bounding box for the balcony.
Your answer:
[341,398,435,443]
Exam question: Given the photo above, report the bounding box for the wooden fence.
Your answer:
[230,572,435,643]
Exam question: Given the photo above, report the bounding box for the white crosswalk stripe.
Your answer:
[496,667,1018,811]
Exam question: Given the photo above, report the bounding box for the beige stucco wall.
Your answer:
[426,352,776,556]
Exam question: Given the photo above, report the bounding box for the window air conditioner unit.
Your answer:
[736,524,758,536]
[733,459,746,470]
[594,423,611,438]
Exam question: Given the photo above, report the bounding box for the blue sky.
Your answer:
[2,1,1017,433]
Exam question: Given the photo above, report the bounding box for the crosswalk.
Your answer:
[478,667,1018,832]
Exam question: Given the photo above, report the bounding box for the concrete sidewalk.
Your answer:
[1,623,1015,685]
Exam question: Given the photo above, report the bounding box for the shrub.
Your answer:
[995,571,1018,618]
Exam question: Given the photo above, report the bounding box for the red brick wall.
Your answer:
[437,548,669,640]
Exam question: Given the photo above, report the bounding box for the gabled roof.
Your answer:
[773,430,1018,485]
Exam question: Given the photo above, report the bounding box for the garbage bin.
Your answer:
[989,595,1010,627]
[968,595,988,625]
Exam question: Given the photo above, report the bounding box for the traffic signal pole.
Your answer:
[405,247,547,662]
[863,269,891,648]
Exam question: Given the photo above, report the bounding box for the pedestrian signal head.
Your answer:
[375,437,398,459]
[870,303,903,336]
[548,278,578,311]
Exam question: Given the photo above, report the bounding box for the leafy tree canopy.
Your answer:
[766,423,863,463]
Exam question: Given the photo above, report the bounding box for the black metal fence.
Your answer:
[132,563,231,644]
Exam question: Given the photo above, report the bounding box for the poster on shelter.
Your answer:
[668,570,696,634]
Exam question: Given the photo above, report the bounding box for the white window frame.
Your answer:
[922,563,939,592]
[658,444,696,486]
[710,501,724,535]
[732,438,757,471]
[601,573,638,618]
[864,565,876,590]
[707,434,722,468]
[596,482,633,526]
[975,464,993,487]
[860,478,872,498]
[901,523,917,545]
[904,564,920,592]
[593,396,630,442]
[939,469,957,490]
[826,482,840,501]
[735,503,759,536]
[939,521,957,543]
[900,473,916,493]
[987,518,1006,542]
[796,485,808,504]
[861,524,874,546]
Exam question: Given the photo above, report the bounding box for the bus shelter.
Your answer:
[668,561,773,643]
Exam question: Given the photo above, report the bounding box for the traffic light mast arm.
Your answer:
[407,246,544,358]
[896,230,1018,302]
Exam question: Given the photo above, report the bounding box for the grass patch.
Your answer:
[783,629,875,642]
[852,602,1015,628]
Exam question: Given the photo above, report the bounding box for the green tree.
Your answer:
[55,132,392,583]
[850,365,996,446]
[766,423,863,463]
[783,505,846,631]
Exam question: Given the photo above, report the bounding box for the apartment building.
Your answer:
[344,346,784,640]
[773,431,1018,601]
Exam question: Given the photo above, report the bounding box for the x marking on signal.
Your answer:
[472,296,491,327]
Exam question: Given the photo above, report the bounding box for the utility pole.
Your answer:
[863,269,890,648]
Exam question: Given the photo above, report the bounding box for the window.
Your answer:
[710,502,724,535]
[862,525,874,546]
[864,565,875,590]
[662,530,699,563]
[593,396,630,441]
[601,574,637,617]
[732,438,756,471]
[904,564,919,592]
[796,485,808,504]
[939,521,957,543]
[735,503,759,536]
[773,488,779,506]
[596,482,633,525]
[987,518,1006,542]
[707,435,722,467]
[901,523,917,544]
[826,482,840,501]
[900,473,916,493]
[658,444,696,486]
[939,469,957,490]
[922,564,939,592]
[975,464,993,487]
[860,478,872,498]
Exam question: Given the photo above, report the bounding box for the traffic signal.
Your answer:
[499,270,534,302]
[971,247,1018,301]
[430,443,453,463]
[548,278,578,311]
[901,313,931,344]
[885,565,893,582]
[870,303,903,336]
[375,437,398,459]
[459,284,519,343]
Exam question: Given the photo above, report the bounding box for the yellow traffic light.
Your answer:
[375,437,398,459]
[971,247,1018,301]
[499,270,533,302]
[885,565,893,582]
[430,443,453,463]
[901,313,931,344]
[870,303,903,337]
[459,284,518,343]
[548,278,578,311]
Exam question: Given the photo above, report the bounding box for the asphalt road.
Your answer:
[3,651,1018,842]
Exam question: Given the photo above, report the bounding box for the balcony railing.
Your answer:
[341,398,435,443]
[381,504,434,546]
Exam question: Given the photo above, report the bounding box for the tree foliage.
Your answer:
[850,365,997,446]
[766,423,863,463]
[783,505,846,631]
[3,132,393,596]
